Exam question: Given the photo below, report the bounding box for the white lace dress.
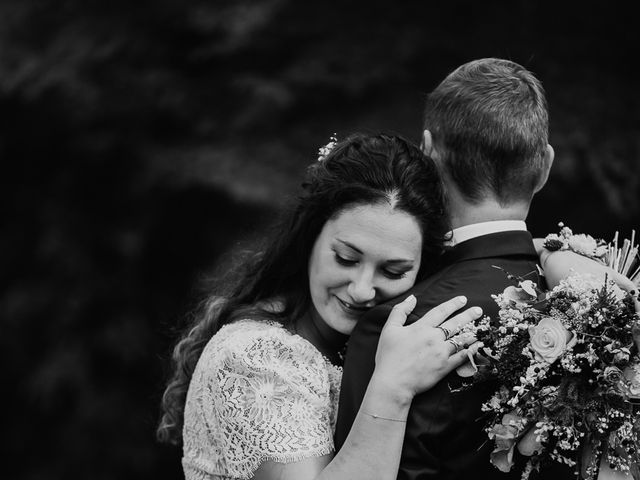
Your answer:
[182,319,343,480]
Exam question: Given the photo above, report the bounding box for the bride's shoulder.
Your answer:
[211,299,287,343]
[216,317,290,346]
[204,318,323,369]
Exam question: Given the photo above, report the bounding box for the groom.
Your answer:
[336,58,559,479]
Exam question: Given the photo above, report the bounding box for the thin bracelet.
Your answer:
[363,412,407,423]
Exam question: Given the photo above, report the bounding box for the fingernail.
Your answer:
[405,294,416,302]
[473,307,483,315]
[458,296,467,304]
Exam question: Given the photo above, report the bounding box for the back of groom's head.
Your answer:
[423,58,551,207]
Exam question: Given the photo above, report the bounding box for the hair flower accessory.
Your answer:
[317,133,338,161]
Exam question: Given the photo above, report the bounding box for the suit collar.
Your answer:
[447,220,527,246]
[440,230,537,266]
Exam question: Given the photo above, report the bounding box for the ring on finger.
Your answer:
[436,325,453,340]
[447,338,464,353]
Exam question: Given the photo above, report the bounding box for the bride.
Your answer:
[158,133,484,479]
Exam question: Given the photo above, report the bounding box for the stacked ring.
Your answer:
[447,338,464,353]
[436,326,453,340]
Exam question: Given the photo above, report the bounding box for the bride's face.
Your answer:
[308,203,422,335]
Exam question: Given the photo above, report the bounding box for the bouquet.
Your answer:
[475,227,640,480]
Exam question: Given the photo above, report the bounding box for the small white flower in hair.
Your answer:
[317,133,338,161]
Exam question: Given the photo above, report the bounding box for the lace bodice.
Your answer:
[182,319,343,480]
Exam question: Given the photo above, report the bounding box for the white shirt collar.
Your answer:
[446,220,527,247]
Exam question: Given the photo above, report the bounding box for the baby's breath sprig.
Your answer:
[317,133,338,161]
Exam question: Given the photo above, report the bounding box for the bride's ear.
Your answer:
[533,144,555,194]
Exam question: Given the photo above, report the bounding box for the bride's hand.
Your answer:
[373,295,483,402]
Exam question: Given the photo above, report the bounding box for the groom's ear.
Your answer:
[533,144,555,194]
[421,130,435,157]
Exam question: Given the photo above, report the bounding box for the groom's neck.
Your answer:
[447,195,531,230]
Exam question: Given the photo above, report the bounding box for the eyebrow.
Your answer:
[336,239,415,265]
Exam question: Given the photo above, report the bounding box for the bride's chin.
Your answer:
[334,312,364,335]
[338,318,358,336]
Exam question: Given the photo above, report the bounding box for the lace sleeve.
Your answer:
[188,322,337,479]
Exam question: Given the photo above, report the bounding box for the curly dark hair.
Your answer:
[157,132,449,444]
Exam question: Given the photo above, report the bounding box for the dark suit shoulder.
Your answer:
[395,235,540,480]
[405,254,540,322]
[356,302,394,332]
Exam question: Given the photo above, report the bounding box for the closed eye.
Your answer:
[334,253,358,266]
[382,269,408,280]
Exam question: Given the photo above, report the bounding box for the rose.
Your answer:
[603,366,624,383]
[600,353,639,400]
[528,317,577,364]
[488,412,526,472]
[539,386,559,408]
[600,366,629,399]
[613,349,631,363]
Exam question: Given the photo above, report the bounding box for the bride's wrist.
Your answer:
[367,370,414,410]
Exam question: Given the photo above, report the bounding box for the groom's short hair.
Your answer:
[423,58,549,205]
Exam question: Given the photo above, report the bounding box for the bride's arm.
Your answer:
[254,375,412,480]
[254,295,482,480]
[534,238,638,293]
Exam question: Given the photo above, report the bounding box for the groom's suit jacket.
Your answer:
[336,231,545,480]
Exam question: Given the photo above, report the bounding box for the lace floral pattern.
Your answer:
[182,319,342,480]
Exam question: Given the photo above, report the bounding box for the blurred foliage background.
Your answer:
[1,0,638,478]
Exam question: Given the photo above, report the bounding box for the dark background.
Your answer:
[2,1,638,479]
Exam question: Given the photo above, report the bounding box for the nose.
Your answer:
[347,268,376,304]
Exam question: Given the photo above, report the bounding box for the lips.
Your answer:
[335,296,372,316]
